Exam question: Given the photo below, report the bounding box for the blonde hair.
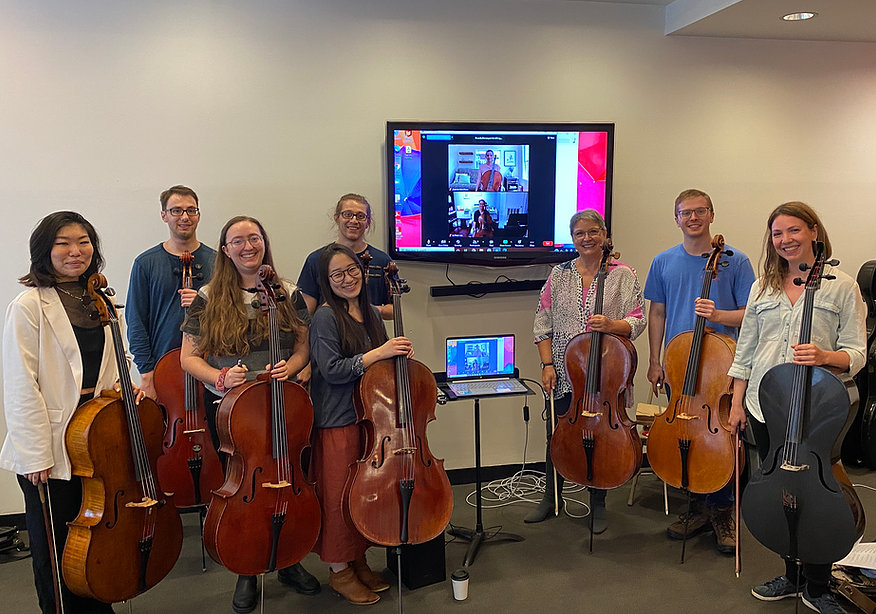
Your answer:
[757,201,831,299]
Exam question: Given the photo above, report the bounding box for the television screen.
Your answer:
[388,121,614,266]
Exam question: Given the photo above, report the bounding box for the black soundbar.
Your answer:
[429,279,545,297]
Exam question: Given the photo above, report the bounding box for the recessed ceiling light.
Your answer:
[782,12,817,21]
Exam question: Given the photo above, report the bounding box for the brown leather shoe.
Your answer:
[709,505,736,555]
[666,500,711,540]
[329,567,380,605]
[350,556,391,592]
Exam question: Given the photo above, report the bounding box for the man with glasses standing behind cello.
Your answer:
[644,189,755,554]
[126,185,215,401]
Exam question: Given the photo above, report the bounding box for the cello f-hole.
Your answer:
[243,467,263,503]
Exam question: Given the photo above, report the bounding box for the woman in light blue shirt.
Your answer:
[728,201,866,614]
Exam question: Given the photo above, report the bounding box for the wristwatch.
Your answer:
[540,361,554,369]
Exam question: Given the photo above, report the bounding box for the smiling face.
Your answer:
[335,199,370,244]
[221,220,265,276]
[675,195,714,240]
[51,223,94,282]
[572,219,606,261]
[160,193,200,241]
[771,214,818,268]
[484,151,495,166]
[327,252,363,305]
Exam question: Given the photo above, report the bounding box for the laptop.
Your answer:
[443,334,528,398]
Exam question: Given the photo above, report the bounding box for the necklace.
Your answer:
[56,285,85,301]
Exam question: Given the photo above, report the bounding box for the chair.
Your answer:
[627,404,669,515]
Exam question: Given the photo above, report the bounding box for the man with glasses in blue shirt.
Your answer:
[126,185,216,400]
[644,188,755,555]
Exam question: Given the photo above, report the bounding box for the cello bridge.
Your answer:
[393,447,417,456]
[261,480,291,489]
[125,497,158,508]
[677,414,700,421]
[779,462,809,472]
[580,411,601,418]
[183,428,206,434]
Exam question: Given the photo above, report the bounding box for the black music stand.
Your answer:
[438,372,531,566]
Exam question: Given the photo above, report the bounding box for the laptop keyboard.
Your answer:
[448,379,528,396]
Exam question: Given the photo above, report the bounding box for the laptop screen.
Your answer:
[446,335,516,380]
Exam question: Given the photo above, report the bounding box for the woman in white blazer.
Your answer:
[1,211,118,614]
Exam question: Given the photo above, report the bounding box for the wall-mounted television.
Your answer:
[388,121,614,267]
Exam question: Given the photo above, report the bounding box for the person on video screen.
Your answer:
[470,199,495,238]
[476,150,503,192]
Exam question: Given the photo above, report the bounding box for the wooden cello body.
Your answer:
[203,266,320,575]
[155,251,223,508]
[348,264,453,546]
[63,274,182,603]
[743,243,865,564]
[647,236,738,493]
[551,243,642,490]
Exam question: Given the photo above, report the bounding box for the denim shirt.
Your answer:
[727,266,866,423]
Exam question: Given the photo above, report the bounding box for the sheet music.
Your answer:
[836,541,876,569]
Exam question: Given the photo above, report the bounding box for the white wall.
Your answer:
[1,0,874,514]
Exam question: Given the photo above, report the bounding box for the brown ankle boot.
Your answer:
[329,567,380,605]
[350,556,390,592]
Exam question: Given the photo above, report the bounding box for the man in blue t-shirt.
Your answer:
[643,188,755,555]
[126,185,216,401]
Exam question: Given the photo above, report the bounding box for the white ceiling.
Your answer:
[581,0,876,42]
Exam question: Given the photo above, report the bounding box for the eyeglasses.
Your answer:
[166,207,200,217]
[225,235,263,248]
[328,265,362,284]
[339,210,368,221]
[574,229,604,239]
[676,207,712,220]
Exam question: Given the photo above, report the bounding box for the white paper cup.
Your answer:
[451,568,469,600]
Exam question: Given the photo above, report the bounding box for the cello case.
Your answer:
[842,260,876,468]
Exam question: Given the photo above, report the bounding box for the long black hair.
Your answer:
[317,243,387,357]
[19,211,104,287]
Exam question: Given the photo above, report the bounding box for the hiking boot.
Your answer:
[232,575,258,613]
[802,586,848,613]
[752,575,802,601]
[350,555,390,593]
[329,567,380,605]
[709,505,736,555]
[666,502,710,540]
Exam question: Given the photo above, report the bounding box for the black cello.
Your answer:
[743,242,865,564]
[842,260,876,468]
[155,251,223,508]
[550,240,641,492]
[203,265,321,576]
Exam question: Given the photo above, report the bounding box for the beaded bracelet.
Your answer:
[215,367,231,393]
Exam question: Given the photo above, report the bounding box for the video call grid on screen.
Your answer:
[446,335,516,380]
[390,124,612,265]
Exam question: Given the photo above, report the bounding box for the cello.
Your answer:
[550,240,641,492]
[348,263,453,547]
[648,235,738,494]
[743,242,865,564]
[203,265,320,575]
[63,273,183,603]
[154,251,223,508]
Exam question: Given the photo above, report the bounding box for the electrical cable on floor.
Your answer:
[460,378,591,520]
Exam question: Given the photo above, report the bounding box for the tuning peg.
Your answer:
[277,295,287,302]
[799,263,810,271]
[823,274,836,281]
[105,288,116,297]
[172,267,181,275]
[720,261,729,268]
[250,297,261,309]
[723,249,734,257]
[193,272,204,281]
[826,259,840,266]
[793,277,805,286]
[701,253,710,259]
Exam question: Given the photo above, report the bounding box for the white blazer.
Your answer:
[1,286,119,481]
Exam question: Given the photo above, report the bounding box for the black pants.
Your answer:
[18,475,114,614]
[746,413,831,594]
